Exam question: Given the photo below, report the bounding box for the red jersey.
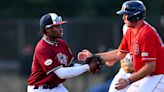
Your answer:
[28,36,73,86]
[119,22,164,75]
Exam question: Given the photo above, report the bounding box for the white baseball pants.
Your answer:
[127,74,164,92]
[108,68,131,92]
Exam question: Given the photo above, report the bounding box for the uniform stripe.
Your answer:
[152,75,164,91]
[47,65,63,75]
[67,51,74,66]
[42,35,55,45]
[142,58,156,61]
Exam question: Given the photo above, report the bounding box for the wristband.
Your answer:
[125,78,131,85]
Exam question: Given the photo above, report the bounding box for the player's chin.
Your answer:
[54,34,63,38]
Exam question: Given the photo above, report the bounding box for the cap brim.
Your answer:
[51,21,68,26]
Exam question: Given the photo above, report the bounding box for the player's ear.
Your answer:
[45,27,52,33]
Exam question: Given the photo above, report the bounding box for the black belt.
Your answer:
[34,84,58,89]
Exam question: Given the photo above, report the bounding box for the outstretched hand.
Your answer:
[77,49,92,61]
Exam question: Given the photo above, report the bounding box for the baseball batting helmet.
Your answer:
[40,13,67,28]
[116,0,146,22]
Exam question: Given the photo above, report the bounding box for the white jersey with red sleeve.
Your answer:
[119,21,164,75]
[28,37,73,86]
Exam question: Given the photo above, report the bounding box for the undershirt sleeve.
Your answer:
[53,64,90,79]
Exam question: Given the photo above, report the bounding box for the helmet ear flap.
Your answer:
[127,10,146,22]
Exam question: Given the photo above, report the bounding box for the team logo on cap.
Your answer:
[44,59,53,66]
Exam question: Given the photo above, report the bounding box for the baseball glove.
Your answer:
[85,55,104,74]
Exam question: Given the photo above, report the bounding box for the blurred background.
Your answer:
[0,0,163,92]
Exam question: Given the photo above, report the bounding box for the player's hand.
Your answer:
[77,49,92,61]
[115,78,129,90]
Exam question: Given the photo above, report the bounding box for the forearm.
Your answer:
[128,61,156,83]
[96,49,124,62]
[96,49,118,61]
[54,64,90,79]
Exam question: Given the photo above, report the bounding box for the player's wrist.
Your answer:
[84,64,90,71]
[124,78,131,85]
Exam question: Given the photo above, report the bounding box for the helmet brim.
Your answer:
[51,21,68,26]
[116,10,131,15]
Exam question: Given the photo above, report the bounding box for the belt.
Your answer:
[34,84,58,89]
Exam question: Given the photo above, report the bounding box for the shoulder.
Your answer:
[35,39,49,52]
[57,38,69,47]
[142,23,157,38]
[57,38,66,43]
[140,23,158,42]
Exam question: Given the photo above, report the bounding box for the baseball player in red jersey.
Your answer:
[78,0,164,92]
[27,13,92,92]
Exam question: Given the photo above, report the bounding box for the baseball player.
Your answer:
[27,13,97,92]
[78,0,164,92]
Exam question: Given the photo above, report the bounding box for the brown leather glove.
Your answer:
[85,55,104,74]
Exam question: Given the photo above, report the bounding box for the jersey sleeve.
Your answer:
[36,48,62,74]
[118,33,129,53]
[140,30,157,62]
